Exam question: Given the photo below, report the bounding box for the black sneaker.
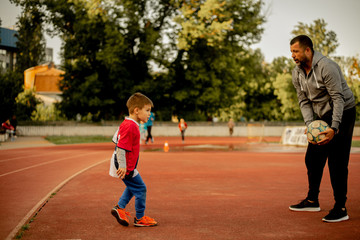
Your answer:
[322,207,349,223]
[289,199,321,212]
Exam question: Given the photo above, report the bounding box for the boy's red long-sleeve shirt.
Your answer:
[116,118,140,175]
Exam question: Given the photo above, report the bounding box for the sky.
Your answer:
[1,0,360,64]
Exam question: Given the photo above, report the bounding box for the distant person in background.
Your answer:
[145,112,155,144]
[178,118,188,143]
[1,119,15,141]
[10,115,18,137]
[139,121,147,144]
[228,118,235,136]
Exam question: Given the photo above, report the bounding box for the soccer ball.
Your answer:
[307,120,329,143]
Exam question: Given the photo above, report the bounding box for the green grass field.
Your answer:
[45,136,111,145]
[353,140,360,147]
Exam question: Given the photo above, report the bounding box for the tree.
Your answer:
[44,0,179,120]
[269,56,302,121]
[0,71,23,122]
[347,57,360,121]
[3,0,47,121]
[272,73,302,121]
[11,0,46,73]
[292,18,339,57]
[335,56,360,121]
[11,0,266,121]
[15,88,41,121]
[165,0,265,120]
[239,49,281,121]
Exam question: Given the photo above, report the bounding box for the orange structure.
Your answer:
[24,63,64,93]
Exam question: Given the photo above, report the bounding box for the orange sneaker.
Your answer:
[111,205,130,226]
[134,216,158,227]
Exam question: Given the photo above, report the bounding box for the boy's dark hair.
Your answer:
[290,35,314,53]
[126,92,154,114]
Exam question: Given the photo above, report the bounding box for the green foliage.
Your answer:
[268,56,301,121]
[12,0,46,73]
[175,0,233,50]
[166,0,265,119]
[273,73,302,120]
[9,1,360,123]
[43,0,181,120]
[292,19,339,57]
[15,88,41,121]
[31,103,67,121]
[8,0,266,122]
[0,71,23,122]
[342,56,360,121]
[239,49,280,121]
[3,1,46,122]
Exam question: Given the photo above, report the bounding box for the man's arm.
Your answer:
[323,62,345,130]
[292,71,313,126]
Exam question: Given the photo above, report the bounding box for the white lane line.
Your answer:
[5,158,108,240]
[0,152,98,177]
[0,150,83,162]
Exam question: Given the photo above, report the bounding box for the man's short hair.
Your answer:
[126,92,154,114]
[290,35,314,53]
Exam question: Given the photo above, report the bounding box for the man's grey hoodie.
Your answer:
[292,51,355,129]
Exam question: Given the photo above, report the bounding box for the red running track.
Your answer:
[1,136,360,239]
[0,143,112,240]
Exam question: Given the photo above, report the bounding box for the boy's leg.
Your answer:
[111,187,133,226]
[123,174,147,219]
[118,187,134,209]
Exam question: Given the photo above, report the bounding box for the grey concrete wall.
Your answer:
[17,125,360,137]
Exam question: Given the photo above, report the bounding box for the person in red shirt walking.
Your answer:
[110,92,157,227]
[178,118,188,143]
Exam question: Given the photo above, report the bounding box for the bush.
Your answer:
[31,103,67,121]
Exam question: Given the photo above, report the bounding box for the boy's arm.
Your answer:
[115,148,127,179]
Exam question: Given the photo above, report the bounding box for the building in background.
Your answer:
[0,27,17,71]
[24,62,64,105]
[0,27,54,72]
[1,27,61,104]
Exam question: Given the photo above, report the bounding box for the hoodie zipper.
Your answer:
[298,71,313,99]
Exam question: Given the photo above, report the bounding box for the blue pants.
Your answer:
[118,174,147,219]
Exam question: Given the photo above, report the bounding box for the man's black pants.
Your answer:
[306,107,356,208]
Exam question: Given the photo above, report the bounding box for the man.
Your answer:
[289,35,356,222]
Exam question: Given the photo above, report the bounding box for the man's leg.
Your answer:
[328,108,355,208]
[305,143,328,202]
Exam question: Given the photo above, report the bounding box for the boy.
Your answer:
[111,92,158,227]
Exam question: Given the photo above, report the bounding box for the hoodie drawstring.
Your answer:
[313,70,320,88]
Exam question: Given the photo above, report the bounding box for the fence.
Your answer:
[15,122,360,137]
